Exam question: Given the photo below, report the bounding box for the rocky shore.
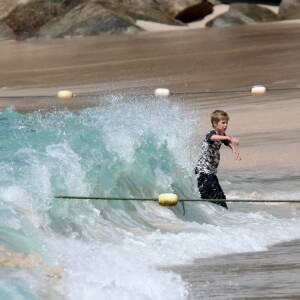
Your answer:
[0,0,299,41]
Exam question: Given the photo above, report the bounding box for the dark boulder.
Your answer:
[108,0,207,17]
[97,1,183,25]
[38,1,142,39]
[0,0,287,41]
[1,0,184,40]
[0,0,19,21]
[3,0,83,40]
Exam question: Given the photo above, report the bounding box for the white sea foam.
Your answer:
[42,198,300,300]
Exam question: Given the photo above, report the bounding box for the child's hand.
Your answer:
[233,148,241,160]
[229,136,239,146]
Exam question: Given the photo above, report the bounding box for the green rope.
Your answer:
[54,196,157,201]
[54,196,300,203]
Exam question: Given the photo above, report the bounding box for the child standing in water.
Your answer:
[195,110,241,209]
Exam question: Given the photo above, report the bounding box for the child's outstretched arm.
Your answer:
[210,134,241,160]
[227,135,239,146]
[210,134,239,146]
[228,143,241,160]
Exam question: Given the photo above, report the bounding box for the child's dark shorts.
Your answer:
[197,173,228,209]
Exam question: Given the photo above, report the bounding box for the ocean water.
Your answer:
[0,93,300,300]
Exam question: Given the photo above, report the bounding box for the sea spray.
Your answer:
[0,95,197,299]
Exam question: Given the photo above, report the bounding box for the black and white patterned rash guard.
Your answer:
[195,130,231,175]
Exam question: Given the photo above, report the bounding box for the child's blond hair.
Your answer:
[211,110,229,127]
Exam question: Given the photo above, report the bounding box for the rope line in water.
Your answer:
[54,195,300,215]
[54,196,300,203]
[1,86,300,99]
[170,87,300,96]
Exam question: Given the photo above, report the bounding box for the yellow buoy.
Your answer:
[251,85,267,96]
[154,88,170,97]
[57,90,74,100]
[158,193,178,206]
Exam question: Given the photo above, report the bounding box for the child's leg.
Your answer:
[197,173,228,209]
[210,175,228,209]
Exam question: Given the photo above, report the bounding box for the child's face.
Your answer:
[214,118,228,134]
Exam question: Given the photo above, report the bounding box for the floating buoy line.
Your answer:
[54,194,300,215]
[1,85,300,100]
[54,194,300,205]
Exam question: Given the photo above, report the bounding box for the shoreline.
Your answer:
[169,238,300,299]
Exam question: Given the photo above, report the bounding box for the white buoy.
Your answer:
[251,85,267,96]
[154,88,170,97]
[158,193,178,206]
[57,90,74,100]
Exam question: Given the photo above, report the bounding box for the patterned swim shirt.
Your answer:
[195,130,230,175]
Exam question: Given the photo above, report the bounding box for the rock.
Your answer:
[0,22,16,40]
[206,3,278,27]
[111,0,207,17]
[98,1,183,25]
[0,0,19,21]
[3,0,83,40]
[278,0,300,20]
[160,0,214,16]
[38,1,142,39]
[0,0,284,41]
[1,0,186,40]
[175,0,214,23]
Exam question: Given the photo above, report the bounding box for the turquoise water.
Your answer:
[1,94,300,300]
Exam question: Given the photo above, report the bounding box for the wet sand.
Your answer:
[1,21,300,92]
[170,239,300,299]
